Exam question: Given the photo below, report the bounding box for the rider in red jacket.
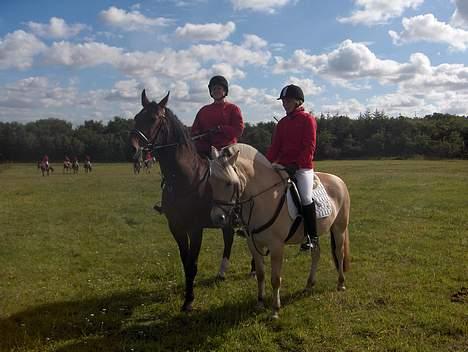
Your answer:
[266,84,318,251]
[191,75,244,157]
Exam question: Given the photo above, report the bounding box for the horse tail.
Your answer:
[330,227,350,273]
[343,228,350,272]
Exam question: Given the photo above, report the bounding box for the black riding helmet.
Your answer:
[208,75,229,96]
[277,84,304,102]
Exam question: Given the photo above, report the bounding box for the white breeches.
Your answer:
[295,168,315,205]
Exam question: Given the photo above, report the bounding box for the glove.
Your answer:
[284,164,298,177]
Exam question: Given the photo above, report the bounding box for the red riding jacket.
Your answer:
[191,101,244,154]
[266,107,317,169]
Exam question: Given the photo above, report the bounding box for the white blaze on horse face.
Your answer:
[209,157,241,227]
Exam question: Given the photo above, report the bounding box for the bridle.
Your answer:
[211,160,289,255]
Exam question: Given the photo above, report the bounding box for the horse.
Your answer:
[143,157,154,174]
[208,144,351,318]
[133,157,142,174]
[72,160,79,174]
[63,161,72,174]
[84,160,92,173]
[130,90,241,312]
[39,162,54,176]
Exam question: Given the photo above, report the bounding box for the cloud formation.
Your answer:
[27,17,89,39]
[389,14,468,51]
[99,6,173,31]
[337,0,424,25]
[175,21,235,41]
[230,0,291,14]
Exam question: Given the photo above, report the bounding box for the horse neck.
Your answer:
[158,145,208,188]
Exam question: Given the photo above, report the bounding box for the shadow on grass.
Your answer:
[0,287,260,352]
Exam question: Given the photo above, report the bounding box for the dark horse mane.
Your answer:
[159,105,196,153]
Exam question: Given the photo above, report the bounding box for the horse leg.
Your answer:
[181,228,204,312]
[217,226,234,280]
[270,246,284,319]
[247,240,266,310]
[171,229,193,311]
[331,226,350,291]
[306,240,321,291]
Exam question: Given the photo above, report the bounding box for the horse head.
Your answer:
[131,90,170,156]
[209,146,243,227]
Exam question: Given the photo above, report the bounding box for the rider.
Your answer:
[145,150,153,165]
[64,155,70,162]
[266,84,319,251]
[191,75,244,158]
[42,154,49,167]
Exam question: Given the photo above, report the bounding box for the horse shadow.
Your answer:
[0,287,264,351]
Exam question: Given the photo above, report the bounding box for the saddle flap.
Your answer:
[286,175,332,219]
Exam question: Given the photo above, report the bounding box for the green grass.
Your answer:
[0,161,467,352]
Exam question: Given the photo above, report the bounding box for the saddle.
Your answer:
[286,175,332,220]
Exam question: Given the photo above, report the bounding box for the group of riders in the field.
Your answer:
[38,154,92,175]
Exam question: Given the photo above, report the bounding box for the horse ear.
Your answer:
[159,91,170,107]
[142,89,150,107]
[211,146,220,159]
[227,150,240,166]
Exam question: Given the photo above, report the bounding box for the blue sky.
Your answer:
[0,0,467,126]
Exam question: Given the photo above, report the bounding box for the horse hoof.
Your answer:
[271,311,279,319]
[249,271,256,279]
[216,274,226,281]
[255,301,265,310]
[181,302,193,312]
[337,285,346,291]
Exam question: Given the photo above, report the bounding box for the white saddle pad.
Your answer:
[287,177,332,219]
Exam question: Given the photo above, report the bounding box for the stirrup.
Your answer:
[300,236,319,251]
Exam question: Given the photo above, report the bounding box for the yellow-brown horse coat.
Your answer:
[209,143,350,318]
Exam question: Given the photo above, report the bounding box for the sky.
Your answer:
[0,0,467,126]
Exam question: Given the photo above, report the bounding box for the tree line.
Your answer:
[0,111,466,162]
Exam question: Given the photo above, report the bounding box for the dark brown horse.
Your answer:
[130,90,237,312]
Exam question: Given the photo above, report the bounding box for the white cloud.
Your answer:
[99,6,173,32]
[230,0,292,14]
[451,0,468,29]
[190,40,271,67]
[43,41,123,67]
[273,40,400,84]
[389,14,468,51]
[175,21,235,41]
[337,0,424,26]
[285,76,322,96]
[319,98,366,117]
[27,17,89,39]
[0,30,46,70]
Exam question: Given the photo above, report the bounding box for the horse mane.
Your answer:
[227,143,273,170]
[164,107,196,152]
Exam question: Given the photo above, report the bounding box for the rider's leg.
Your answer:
[295,169,319,250]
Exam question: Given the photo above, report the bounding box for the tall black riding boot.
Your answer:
[300,202,319,251]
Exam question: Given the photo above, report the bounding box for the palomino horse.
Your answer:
[84,160,92,173]
[208,144,351,318]
[130,90,239,312]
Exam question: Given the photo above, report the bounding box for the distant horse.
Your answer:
[39,161,54,176]
[84,160,92,173]
[72,160,79,174]
[130,90,239,312]
[63,161,72,174]
[143,157,154,173]
[208,144,351,318]
[133,157,142,174]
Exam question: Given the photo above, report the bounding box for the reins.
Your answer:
[212,166,289,256]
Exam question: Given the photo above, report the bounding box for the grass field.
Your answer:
[0,160,467,352]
